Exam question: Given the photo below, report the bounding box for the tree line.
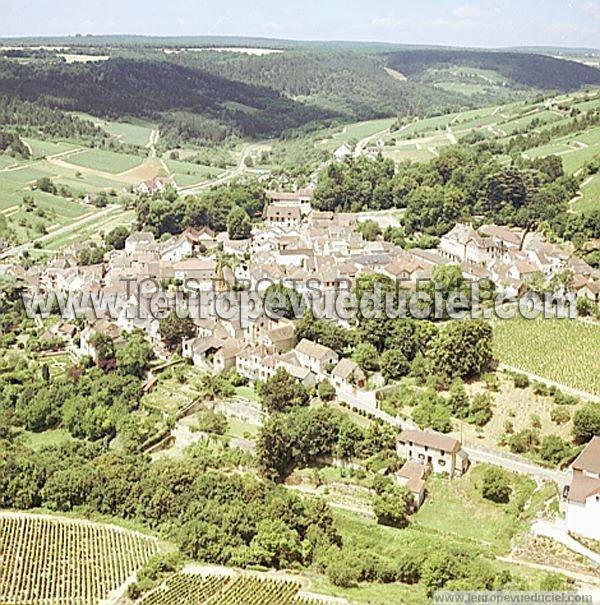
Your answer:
[312,148,599,243]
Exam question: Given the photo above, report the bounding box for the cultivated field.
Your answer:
[40,207,135,251]
[493,318,600,396]
[64,148,144,174]
[71,112,156,147]
[22,138,79,159]
[103,121,155,147]
[165,159,225,187]
[370,91,600,174]
[0,511,160,605]
[135,572,317,605]
[317,117,396,151]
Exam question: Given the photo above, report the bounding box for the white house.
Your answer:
[125,232,156,254]
[266,190,312,216]
[137,177,174,196]
[334,143,352,160]
[265,204,302,229]
[566,437,600,540]
[173,258,217,289]
[507,260,539,282]
[294,338,338,378]
[330,358,366,391]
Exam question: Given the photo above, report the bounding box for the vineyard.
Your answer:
[493,318,600,397]
[136,572,328,605]
[0,512,160,605]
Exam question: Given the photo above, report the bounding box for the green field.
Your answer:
[570,125,600,146]
[0,176,27,209]
[310,491,552,605]
[71,112,156,147]
[382,145,439,163]
[19,428,74,450]
[0,136,144,247]
[38,159,126,190]
[525,138,600,174]
[41,207,135,251]
[571,97,600,112]
[446,66,507,84]
[413,465,548,552]
[225,418,260,439]
[1,165,56,184]
[0,155,23,169]
[497,110,564,135]
[141,366,203,415]
[454,113,503,134]
[562,144,600,174]
[573,172,600,214]
[317,117,396,151]
[66,148,144,174]
[0,171,93,244]
[23,138,79,159]
[493,318,600,396]
[165,159,224,186]
[103,121,155,147]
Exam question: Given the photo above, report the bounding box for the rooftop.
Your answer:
[398,429,461,454]
[572,436,600,475]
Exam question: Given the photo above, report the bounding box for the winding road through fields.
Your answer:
[177,141,269,195]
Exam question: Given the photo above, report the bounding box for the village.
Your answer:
[1,183,599,550]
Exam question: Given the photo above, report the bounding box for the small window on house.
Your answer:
[439,459,446,467]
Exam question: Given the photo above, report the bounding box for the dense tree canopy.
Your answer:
[313,147,580,240]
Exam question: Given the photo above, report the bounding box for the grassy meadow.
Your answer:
[65,148,144,174]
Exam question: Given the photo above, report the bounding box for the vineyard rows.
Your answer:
[0,512,160,605]
[137,572,327,605]
[493,318,600,396]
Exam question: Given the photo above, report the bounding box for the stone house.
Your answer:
[396,429,469,476]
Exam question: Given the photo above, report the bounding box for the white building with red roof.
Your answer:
[566,437,600,540]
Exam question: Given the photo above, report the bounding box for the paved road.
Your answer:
[532,520,600,566]
[336,388,570,486]
[464,446,570,486]
[177,141,268,195]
